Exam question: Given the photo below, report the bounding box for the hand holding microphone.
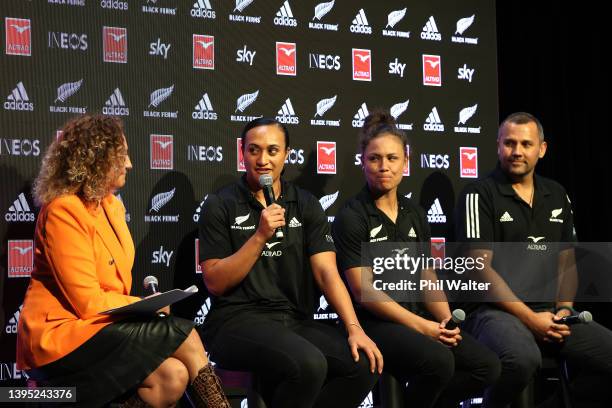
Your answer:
[143,275,170,316]
[439,309,465,346]
[259,174,285,240]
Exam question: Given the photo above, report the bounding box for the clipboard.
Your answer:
[99,285,199,315]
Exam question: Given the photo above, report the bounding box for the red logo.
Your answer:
[150,134,173,170]
[103,26,127,63]
[403,145,410,176]
[193,34,214,70]
[8,240,34,278]
[236,138,245,172]
[460,147,478,178]
[422,54,441,86]
[276,42,296,76]
[195,238,202,274]
[430,237,446,260]
[352,48,371,81]
[5,18,31,56]
[317,141,336,174]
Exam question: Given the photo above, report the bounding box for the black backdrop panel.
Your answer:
[1,0,497,383]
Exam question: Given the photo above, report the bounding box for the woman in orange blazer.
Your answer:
[17,114,229,408]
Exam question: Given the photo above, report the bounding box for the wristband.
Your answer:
[555,305,576,315]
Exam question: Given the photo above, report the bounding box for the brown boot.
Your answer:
[121,392,149,408]
[189,363,231,408]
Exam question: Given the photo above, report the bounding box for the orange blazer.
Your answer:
[17,194,141,370]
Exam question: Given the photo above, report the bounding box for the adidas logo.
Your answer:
[4,82,33,111]
[274,0,297,27]
[5,305,22,334]
[288,217,302,228]
[5,193,35,222]
[275,98,299,124]
[102,88,129,116]
[350,8,372,34]
[191,0,216,19]
[351,102,369,128]
[424,107,444,132]
[192,93,218,120]
[427,198,446,223]
[499,211,514,222]
[194,298,211,325]
[408,227,417,238]
[421,16,442,41]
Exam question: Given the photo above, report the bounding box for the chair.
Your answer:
[511,356,572,408]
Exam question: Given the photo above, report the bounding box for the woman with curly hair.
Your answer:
[16,114,230,408]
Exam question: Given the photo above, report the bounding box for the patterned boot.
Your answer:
[189,363,231,408]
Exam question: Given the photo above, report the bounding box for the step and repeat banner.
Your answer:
[1,0,497,385]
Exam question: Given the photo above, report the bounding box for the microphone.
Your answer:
[258,174,284,240]
[557,310,593,325]
[444,309,466,330]
[143,275,159,296]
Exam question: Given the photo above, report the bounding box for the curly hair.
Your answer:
[33,114,127,206]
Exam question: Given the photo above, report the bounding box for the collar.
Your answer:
[236,174,297,205]
[357,185,413,217]
[491,164,551,199]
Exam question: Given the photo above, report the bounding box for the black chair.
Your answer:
[511,356,572,408]
[214,367,267,408]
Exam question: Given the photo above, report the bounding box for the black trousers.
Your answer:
[202,311,378,408]
[361,317,501,408]
[464,305,612,408]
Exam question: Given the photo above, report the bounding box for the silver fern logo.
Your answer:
[309,0,338,31]
[231,90,261,123]
[383,8,410,38]
[54,79,82,103]
[149,188,175,212]
[145,188,180,223]
[452,15,478,44]
[311,95,340,127]
[50,79,87,114]
[390,100,413,131]
[236,90,258,112]
[142,0,177,15]
[144,85,178,119]
[454,104,481,134]
[229,0,261,24]
[148,85,174,108]
[319,191,339,211]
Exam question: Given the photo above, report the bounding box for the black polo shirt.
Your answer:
[455,165,576,310]
[332,185,431,314]
[198,176,335,336]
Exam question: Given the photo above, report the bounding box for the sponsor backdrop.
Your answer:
[1,0,497,388]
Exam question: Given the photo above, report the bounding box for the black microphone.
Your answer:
[143,275,159,296]
[444,309,466,330]
[557,310,593,325]
[259,174,284,240]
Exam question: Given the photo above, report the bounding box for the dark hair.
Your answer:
[241,117,290,151]
[499,112,545,141]
[358,109,409,155]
